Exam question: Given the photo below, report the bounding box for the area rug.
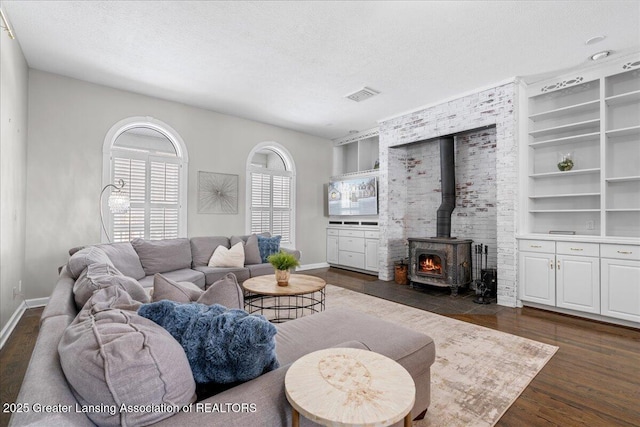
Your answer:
[322,284,558,427]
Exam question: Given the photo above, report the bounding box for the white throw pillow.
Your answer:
[208,242,245,268]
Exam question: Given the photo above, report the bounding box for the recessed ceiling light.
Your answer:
[585,35,606,45]
[589,50,611,61]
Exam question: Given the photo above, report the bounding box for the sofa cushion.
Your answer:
[275,308,436,368]
[257,235,281,263]
[230,234,263,265]
[196,273,244,309]
[59,286,196,426]
[96,242,146,280]
[138,300,279,385]
[194,266,250,286]
[67,246,113,280]
[132,237,192,275]
[153,273,203,303]
[152,273,243,310]
[138,268,206,288]
[208,242,245,268]
[247,263,275,278]
[190,236,230,267]
[72,263,149,310]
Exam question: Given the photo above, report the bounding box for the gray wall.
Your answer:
[24,70,332,300]
[0,33,29,330]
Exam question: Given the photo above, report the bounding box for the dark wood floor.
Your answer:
[1,267,639,427]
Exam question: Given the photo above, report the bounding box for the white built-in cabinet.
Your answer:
[519,240,600,314]
[600,245,640,323]
[326,231,339,265]
[326,227,379,275]
[519,55,640,327]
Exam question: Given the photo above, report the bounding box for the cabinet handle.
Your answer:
[557,261,561,270]
[550,261,554,270]
[570,248,583,251]
[617,250,632,255]
[531,245,542,248]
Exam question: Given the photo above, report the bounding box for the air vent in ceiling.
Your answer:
[346,87,379,102]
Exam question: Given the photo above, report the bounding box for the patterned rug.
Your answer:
[324,284,558,427]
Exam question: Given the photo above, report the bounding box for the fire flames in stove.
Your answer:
[419,254,442,275]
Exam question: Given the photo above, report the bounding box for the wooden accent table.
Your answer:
[242,274,326,323]
[285,348,416,427]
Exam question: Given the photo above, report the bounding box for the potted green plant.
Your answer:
[267,250,300,286]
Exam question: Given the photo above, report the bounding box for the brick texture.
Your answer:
[378,83,519,307]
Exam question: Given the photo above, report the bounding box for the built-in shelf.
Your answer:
[529,119,600,139]
[525,58,640,240]
[529,132,600,148]
[605,90,640,106]
[605,125,640,137]
[529,168,600,179]
[332,128,379,176]
[529,192,600,199]
[606,175,640,183]
[528,100,599,122]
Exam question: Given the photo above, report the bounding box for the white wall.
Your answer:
[25,70,332,300]
[0,31,29,330]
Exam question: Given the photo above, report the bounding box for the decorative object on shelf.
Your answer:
[197,171,238,214]
[373,159,380,169]
[100,179,130,243]
[267,251,300,286]
[557,152,574,171]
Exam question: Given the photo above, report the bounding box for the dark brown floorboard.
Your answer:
[1,267,638,427]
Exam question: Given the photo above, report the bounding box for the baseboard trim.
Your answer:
[297,262,330,271]
[0,297,49,351]
[0,301,26,351]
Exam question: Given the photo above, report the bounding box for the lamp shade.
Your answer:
[108,192,130,213]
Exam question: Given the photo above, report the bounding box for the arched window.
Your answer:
[246,142,296,247]
[102,117,188,242]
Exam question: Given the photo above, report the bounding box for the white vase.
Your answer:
[275,269,290,286]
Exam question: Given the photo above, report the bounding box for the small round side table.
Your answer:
[285,347,416,427]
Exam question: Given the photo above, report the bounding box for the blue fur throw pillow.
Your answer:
[138,301,279,384]
[257,235,281,262]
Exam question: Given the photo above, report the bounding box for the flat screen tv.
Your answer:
[328,176,378,216]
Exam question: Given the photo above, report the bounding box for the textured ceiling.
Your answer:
[3,1,640,140]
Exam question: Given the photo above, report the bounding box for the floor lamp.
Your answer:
[100,179,130,243]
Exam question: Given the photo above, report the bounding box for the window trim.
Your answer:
[102,116,188,242]
[245,141,296,248]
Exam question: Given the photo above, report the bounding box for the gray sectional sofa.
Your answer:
[10,235,436,427]
[70,234,301,289]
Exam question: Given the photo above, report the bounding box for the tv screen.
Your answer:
[328,176,378,216]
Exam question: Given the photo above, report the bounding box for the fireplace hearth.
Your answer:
[409,238,472,295]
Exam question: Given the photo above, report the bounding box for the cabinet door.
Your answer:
[519,252,555,305]
[556,255,600,314]
[601,258,640,322]
[326,235,339,264]
[364,238,379,272]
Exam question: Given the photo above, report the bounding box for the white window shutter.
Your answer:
[249,171,292,244]
[111,154,180,242]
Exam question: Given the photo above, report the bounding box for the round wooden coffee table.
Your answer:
[285,347,416,427]
[242,274,326,323]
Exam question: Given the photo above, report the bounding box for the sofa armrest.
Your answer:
[281,247,301,261]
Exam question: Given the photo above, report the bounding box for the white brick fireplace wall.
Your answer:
[378,82,520,307]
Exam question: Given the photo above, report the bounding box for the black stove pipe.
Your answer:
[436,136,456,238]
